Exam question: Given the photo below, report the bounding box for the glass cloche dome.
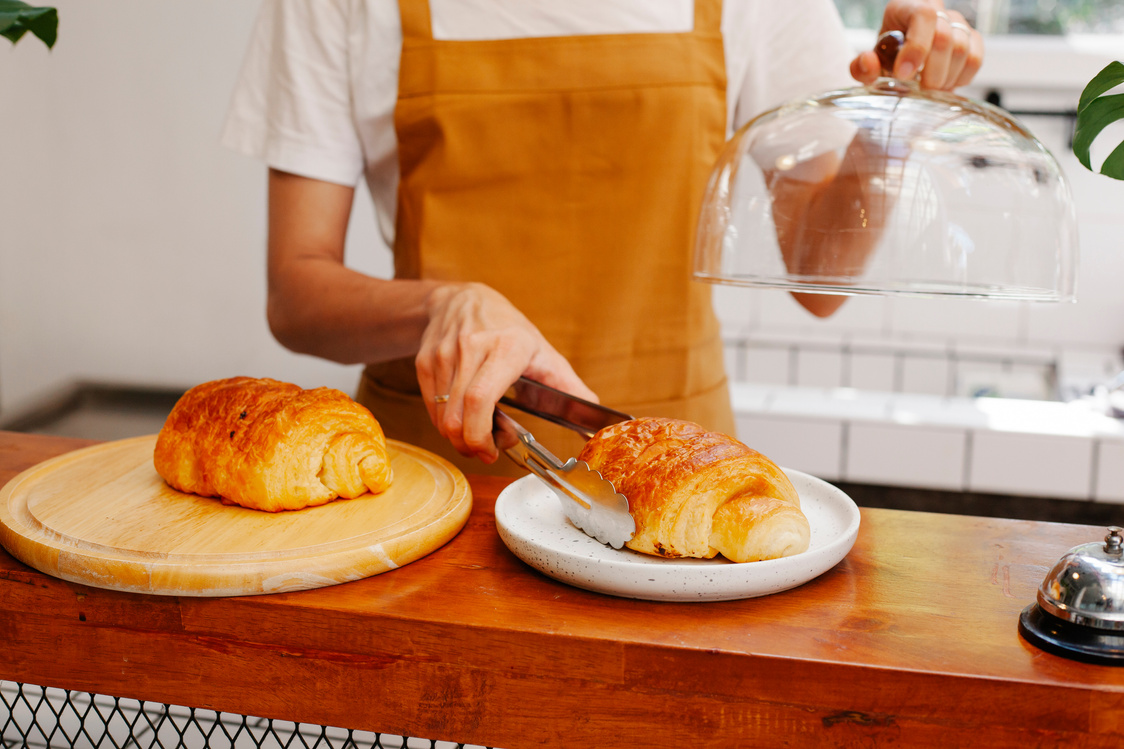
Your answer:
[694,32,1078,317]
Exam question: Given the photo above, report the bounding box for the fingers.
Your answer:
[418,343,494,463]
[849,49,882,85]
[458,345,522,463]
[416,282,597,465]
[918,8,975,90]
[953,18,985,88]
[893,2,936,83]
[416,286,488,460]
[875,0,984,91]
[415,292,461,432]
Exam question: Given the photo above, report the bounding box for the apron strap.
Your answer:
[695,0,723,36]
[398,0,434,43]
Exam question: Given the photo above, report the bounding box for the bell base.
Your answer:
[1018,604,1124,666]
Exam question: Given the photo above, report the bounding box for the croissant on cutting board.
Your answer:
[578,417,809,563]
[154,377,393,512]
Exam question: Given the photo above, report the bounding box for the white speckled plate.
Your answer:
[495,469,860,602]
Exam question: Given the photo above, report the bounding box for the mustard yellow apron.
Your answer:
[360,0,734,477]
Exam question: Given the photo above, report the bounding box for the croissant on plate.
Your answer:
[577,417,809,563]
[154,377,393,512]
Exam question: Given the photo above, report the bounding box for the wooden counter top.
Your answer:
[1,431,1122,747]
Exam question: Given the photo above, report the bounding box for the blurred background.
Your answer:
[2,0,1124,519]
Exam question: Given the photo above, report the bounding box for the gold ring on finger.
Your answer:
[433,394,450,404]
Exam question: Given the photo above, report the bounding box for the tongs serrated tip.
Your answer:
[494,379,635,549]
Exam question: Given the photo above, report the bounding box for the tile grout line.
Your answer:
[1089,438,1100,501]
[962,430,974,491]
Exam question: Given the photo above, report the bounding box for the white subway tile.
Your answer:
[729,382,772,413]
[846,423,967,491]
[968,431,1093,500]
[955,361,1054,400]
[889,393,991,429]
[796,348,845,389]
[712,284,754,333]
[885,295,1023,342]
[750,328,847,349]
[955,360,1004,398]
[973,398,1114,438]
[1027,220,1124,349]
[735,414,843,481]
[953,340,1055,362]
[1009,362,1058,400]
[1094,440,1124,504]
[848,351,897,391]
[1058,346,1122,400]
[768,386,891,422]
[901,353,953,396]
[723,340,746,382]
[847,332,918,355]
[745,343,791,386]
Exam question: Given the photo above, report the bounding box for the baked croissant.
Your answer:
[154,377,393,512]
[578,417,809,563]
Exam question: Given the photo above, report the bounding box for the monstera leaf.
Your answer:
[1074,61,1124,180]
[0,0,57,48]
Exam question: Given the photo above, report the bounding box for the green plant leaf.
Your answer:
[1074,61,1124,180]
[0,1,57,49]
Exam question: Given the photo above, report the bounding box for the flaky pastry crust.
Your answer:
[578,417,809,562]
[154,377,393,512]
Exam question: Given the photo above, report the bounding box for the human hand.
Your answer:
[850,1,984,91]
[416,282,597,464]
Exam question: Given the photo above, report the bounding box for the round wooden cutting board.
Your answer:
[0,435,471,597]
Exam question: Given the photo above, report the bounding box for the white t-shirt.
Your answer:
[221,0,855,247]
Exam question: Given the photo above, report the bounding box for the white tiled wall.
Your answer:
[968,431,1095,500]
[730,382,1124,503]
[1095,441,1124,504]
[847,423,967,491]
[849,350,897,391]
[722,333,1083,401]
[736,413,845,481]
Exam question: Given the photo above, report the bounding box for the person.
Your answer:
[221,0,984,477]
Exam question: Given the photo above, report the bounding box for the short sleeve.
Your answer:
[221,0,365,187]
[728,0,855,131]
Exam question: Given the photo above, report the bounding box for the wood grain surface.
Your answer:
[0,434,471,596]
[2,431,1123,748]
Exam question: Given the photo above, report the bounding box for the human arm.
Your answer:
[265,169,434,364]
[762,129,903,318]
[265,169,595,465]
[761,0,984,316]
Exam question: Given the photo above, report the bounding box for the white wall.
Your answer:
[0,0,392,419]
[1,3,1122,420]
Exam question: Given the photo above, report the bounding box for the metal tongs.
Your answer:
[494,377,636,549]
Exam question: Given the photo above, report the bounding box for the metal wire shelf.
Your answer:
[2,682,495,749]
